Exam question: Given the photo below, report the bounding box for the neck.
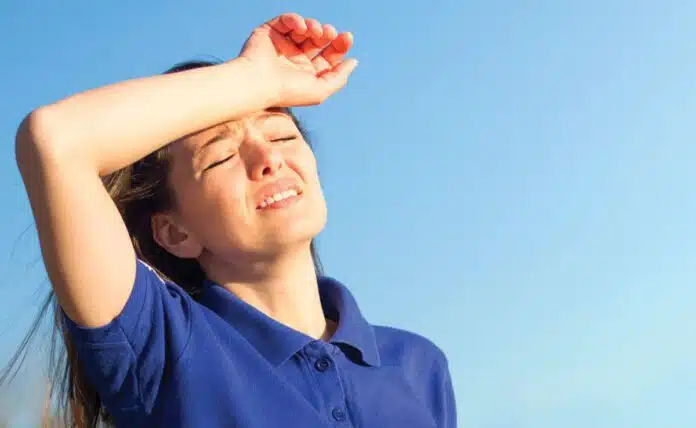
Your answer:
[201,242,333,340]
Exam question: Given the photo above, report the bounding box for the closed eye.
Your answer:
[271,136,298,142]
[204,154,236,171]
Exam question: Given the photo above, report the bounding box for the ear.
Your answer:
[151,212,203,259]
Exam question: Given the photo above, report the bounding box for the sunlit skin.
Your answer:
[152,108,332,338]
[18,11,357,336]
[12,10,371,425]
[145,14,356,340]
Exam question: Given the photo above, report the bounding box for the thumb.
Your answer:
[318,58,359,91]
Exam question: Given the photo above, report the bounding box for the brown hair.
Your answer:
[1,59,323,427]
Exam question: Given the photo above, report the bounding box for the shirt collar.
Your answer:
[318,277,381,367]
[197,276,381,368]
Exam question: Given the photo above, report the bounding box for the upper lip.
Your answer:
[254,177,302,208]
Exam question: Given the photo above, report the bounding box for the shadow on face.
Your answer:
[150,108,328,265]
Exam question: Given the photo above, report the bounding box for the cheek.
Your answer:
[178,170,250,234]
[202,170,250,219]
[290,145,320,186]
[291,147,326,215]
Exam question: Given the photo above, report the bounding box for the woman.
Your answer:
[13,13,456,427]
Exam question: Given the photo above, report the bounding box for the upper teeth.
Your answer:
[259,189,298,209]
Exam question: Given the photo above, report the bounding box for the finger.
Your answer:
[292,18,324,53]
[322,24,338,41]
[290,30,306,44]
[263,15,291,34]
[267,27,303,59]
[299,19,330,58]
[282,14,307,35]
[300,37,324,59]
[290,18,320,46]
[314,24,338,63]
[306,18,323,39]
[317,58,359,92]
[264,13,307,35]
[312,32,353,73]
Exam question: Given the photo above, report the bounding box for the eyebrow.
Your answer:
[192,109,293,164]
[193,127,233,165]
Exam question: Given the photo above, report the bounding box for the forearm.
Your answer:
[16,58,275,175]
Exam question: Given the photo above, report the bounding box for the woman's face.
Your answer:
[157,108,327,261]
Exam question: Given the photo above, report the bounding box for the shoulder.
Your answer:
[372,325,449,368]
[66,258,197,344]
[135,258,195,300]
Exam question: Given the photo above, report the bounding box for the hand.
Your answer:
[239,13,358,107]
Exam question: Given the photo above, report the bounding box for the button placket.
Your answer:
[315,357,331,372]
[331,407,347,422]
[302,342,350,425]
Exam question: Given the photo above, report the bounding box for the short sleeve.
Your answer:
[63,258,193,414]
[433,354,457,428]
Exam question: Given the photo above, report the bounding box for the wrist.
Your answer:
[224,57,282,109]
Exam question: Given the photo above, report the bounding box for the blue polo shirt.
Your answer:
[65,259,457,427]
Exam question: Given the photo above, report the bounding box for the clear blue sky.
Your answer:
[1,1,695,426]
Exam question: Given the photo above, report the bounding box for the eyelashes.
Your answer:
[204,154,236,171]
[271,136,298,142]
[203,136,299,171]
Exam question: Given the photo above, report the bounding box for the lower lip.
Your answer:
[257,193,302,211]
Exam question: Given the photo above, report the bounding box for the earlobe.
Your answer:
[151,213,203,259]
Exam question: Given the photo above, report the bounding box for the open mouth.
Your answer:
[256,189,303,210]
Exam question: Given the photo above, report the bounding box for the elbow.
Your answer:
[15,106,68,171]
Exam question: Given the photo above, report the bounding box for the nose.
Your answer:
[241,128,283,181]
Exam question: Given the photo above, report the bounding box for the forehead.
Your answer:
[170,108,296,157]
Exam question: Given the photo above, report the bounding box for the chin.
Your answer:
[264,216,325,252]
[277,222,324,247]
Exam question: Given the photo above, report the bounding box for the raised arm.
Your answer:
[14,13,356,327]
